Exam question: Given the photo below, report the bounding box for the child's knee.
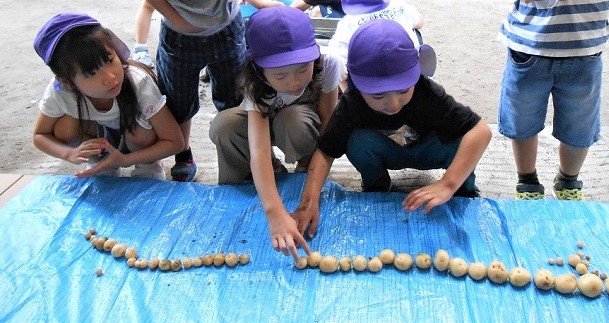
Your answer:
[53,115,84,143]
[126,126,157,151]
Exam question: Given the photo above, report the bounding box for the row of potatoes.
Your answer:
[85,228,249,273]
[296,248,608,299]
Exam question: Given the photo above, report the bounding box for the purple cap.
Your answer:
[246,7,320,68]
[34,13,130,65]
[347,19,420,94]
[342,0,390,15]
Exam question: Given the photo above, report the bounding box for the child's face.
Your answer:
[72,48,125,101]
[361,87,415,115]
[263,62,314,96]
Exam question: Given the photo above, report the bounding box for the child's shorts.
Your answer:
[498,49,602,148]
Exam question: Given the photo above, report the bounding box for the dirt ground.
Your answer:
[0,0,607,199]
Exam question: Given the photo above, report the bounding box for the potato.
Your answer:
[576,273,603,298]
[149,258,160,270]
[182,257,193,269]
[102,238,117,252]
[239,253,250,265]
[534,269,554,290]
[213,253,225,267]
[339,257,352,272]
[352,255,368,272]
[448,257,468,277]
[468,262,486,281]
[554,274,577,294]
[159,259,171,271]
[567,254,581,268]
[394,253,413,271]
[202,254,214,266]
[307,252,322,268]
[367,257,383,273]
[415,253,432,269]
[124,247,138,259]
[379,249,395,265]
[575,262,588,275]
[487,260,508,284]
[295,257,308,269]
[508,267,531,287]
[319,255,339,274]
[225,253,239,267]
[171,259,182,271]
[433,249,450,272]
[111,243,127,258]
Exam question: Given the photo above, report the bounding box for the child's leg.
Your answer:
[53,115,97,145]
[133,0,156,68]
[209,108,251,184]
[271,104,321,166]
[346,129,476,193]
[124,125,165,180]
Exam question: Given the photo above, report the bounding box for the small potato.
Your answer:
[567,254,581,268]
[307,252,323,268]
[577,240,584,249]
[508,267,531,287]
[487,260,508,284]
[534,269,554,290]
[149,258,160,270]
[159,259,171,271]
[192,257,203,267]
[213,253,225,267]
[379,249,395,265]
[367,257,383,273]
[171,259,182,271]
[135,258,148,269]
[89,228,96,235]
[394,253,413,271]
[468,262,487,281]
[555,257,564,266]
[182,257,193,269]
[93,237,107,250]
[126,257,136,268]
[202,254,214,266]
[577,273,603,298]
[239,253,250,265]
[85,232,93,240]
[103,239,118,252]
[319,255,339,274]
[554,274,577,294]
[352,255,367,272]
[415,253,432,270]
[575,263,588,275]
[124,247,138,259]
[433,249,450,272]
[295,257,308,269]
[95,268,103,276]
[339,257,352,272]
[111,243,127,258]
[547,258,555,266]
[225,253,239,267]
[449,257,468,278]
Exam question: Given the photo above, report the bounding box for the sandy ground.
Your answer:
[0,0,607,200]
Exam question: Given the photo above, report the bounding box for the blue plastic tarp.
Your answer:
[1,174,608,322]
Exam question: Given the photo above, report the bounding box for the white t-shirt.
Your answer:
[39,66,166,130]
[328,0,423,67]
[242,54,343,112]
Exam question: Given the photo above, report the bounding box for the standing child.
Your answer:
[209,7,342,260]
[497,0,608,200]
[33,13,184,179]
[147,0,247,182]
[292,19,491,238]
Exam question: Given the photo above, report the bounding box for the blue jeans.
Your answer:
[498,49,602,148]
[156,16,246,123]
[346,129,476,192]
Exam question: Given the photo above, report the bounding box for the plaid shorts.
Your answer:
[156,15,246,123]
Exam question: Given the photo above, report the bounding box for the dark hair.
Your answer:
[240,56,324,118]
[48,25,154,139]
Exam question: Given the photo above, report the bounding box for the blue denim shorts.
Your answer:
[156,16,246,123]
[498,49,602,148]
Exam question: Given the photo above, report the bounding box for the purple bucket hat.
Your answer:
[347,19,421,94]
[341,0,390,15]
[34,13,130,65]
[246,7,320,68]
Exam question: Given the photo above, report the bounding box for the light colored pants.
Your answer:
[209,105,321,183]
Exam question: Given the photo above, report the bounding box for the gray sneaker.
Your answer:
[132,161,165,180]
[133,45,154,68]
